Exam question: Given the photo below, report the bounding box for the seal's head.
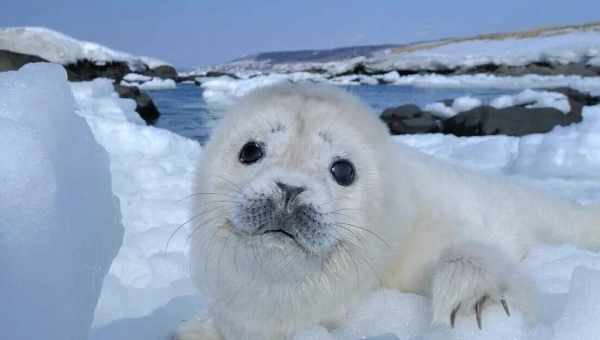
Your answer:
[190,84,411,333]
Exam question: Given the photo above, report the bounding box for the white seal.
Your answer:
[177,84,600,340]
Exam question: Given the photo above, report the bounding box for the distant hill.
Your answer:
[207,21,600,76]
[233,44,401,64]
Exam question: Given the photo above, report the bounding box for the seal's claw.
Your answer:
[450,303,461,328]
[500,298,511,317]
[474,295,487,330]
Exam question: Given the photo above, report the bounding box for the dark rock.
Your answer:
[175,74,197,83]
[0,49,48,72]
[443,61,599,77]
[443,105,573,137]
[205,71,240,79]
[381,104,441,134]
[382,104,422,119]
[113,84,160,125]
[65,60,131,82]
[143,65,177,79]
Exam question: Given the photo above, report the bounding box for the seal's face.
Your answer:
[230,140,356,256]
[193,85,389,284]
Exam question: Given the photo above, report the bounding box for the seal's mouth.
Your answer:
[262,229,295,240]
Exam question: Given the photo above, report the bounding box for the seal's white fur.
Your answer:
[178,84,600,340]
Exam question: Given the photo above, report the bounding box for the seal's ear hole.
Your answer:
[239,141,264,165]
[330,159,355,186]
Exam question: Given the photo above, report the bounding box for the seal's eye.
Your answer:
[239,141,264,165]
[330,159,355,186]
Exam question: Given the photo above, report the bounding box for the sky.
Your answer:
[2,0,599,69]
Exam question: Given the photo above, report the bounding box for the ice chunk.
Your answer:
[553,267,600,339]
[0,63,123,339]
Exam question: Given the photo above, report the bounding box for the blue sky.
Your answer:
[2,0,599,68]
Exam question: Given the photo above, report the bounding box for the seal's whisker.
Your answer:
[165,198,240,251]
[177,191,239,203]
[334,222,390,248]
[214,175,244,194]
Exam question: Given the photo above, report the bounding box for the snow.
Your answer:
[369,30,600,71]
[206,25,600,78]
[69,79,202,327]
[491,89,570,112]
[453,95,483,112]
[124,73,153,82]
[423,89,571,118]
[424,96,482,118]
[588,56,600,67]
[511,105,600,181]
[121,77,177,91]
[424,102,457,118]
[0,63,123,339]
[201,74,292,106]
[389,73,600,95]
[0,27,171,70]
[201,72,600,109]
[552,267,600,339]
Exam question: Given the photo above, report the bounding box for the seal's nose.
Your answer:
[276,182,305,209]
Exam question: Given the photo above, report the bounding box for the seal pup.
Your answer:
[178,84,600,340]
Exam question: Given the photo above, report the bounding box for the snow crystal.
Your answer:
[0,63,123,339]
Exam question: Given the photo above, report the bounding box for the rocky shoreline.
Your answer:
[3,48,600,134]
[381,87,600,137]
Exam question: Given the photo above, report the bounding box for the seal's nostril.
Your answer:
[275,182,305,208]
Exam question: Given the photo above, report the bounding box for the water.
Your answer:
[149,84,515,144]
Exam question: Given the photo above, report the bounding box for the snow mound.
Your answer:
[424,96,482,118]
[123,73,153,82]
[511,105,600,180]
[0,27,171,70]
[491,89,570,113]
[121,75,177,90]
[423,89,571,118]
[69,79,202,326]
[0,63,123,339]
